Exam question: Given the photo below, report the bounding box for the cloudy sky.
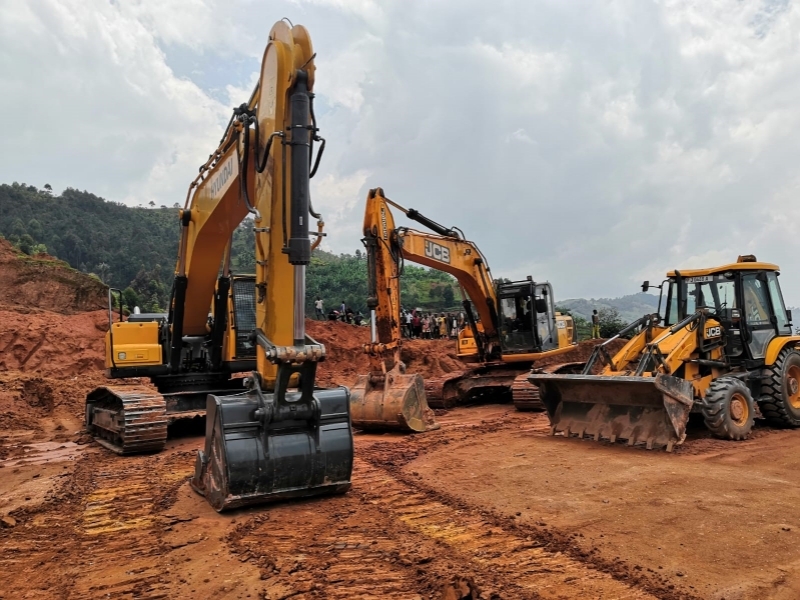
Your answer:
[3,0,800,304]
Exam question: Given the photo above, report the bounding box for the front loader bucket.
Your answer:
[350,373,439,432]
[191,388,353,512]
[528,373,694,451]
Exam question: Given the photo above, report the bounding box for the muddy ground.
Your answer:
[5,402,800,600]
[3,241,800,599]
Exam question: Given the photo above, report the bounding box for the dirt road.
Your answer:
[4,402,800,599]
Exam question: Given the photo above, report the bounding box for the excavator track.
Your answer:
[425,365,525,409]
[85,386,168,455]
[513,362,586,412]
[512,372,544,411]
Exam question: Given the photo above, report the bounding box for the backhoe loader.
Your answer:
[350,188,578,429]
[86,21,353,511]
[530,256,800,451]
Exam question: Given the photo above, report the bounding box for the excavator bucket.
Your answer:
[350,372,439,432]
[191,387,354,512]
[529,372,694,451]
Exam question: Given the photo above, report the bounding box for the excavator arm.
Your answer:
[372,189,501,359]
[349,188,439,432]
[179,21,353,511]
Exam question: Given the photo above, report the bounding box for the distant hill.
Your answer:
[558,292,660,324]
[0,182,458,315]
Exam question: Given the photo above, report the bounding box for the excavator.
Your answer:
[350,188,578,430]
[86,21,354,511]
[349,188,440,432]
[530,256,800,451]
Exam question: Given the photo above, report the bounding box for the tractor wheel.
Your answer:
[758,348,800,427]
[701,377,755,440]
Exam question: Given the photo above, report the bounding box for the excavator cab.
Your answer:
[497,280,559,355]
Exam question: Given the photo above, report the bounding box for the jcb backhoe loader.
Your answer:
[530,256,800,451]
[87,21,354,511]
[350,188,578,429]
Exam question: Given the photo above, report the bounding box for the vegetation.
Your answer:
[0,183,460,315]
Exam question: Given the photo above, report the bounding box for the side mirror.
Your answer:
[641,280,650,293]
[787,309,793,324]
[535,299,548,313]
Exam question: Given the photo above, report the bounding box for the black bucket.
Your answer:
[191,387,354,511]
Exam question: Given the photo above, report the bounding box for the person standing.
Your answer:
[592,309,600,339]
[314,297,324,320]
[340,300,347,322]
[412,311,421,338]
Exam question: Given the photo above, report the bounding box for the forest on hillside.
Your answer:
[0,183,460,314]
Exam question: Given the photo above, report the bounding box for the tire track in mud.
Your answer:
[0,450,192,600]
[229,456,660,600]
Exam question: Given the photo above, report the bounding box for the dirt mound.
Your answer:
[306,319,465,387]
[0,238,106,314]
[0,370,105,437]
[0,308,108,378]
[533,338,628,369]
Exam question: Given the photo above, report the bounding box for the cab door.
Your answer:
[534,283,558,351]
[741,273,775,360]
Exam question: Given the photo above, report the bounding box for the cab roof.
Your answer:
[667,259,779,278]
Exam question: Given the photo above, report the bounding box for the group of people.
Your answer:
[400,308,462,339]
[313,297,464,340]
[315,297,364,325]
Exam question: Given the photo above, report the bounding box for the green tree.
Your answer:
[122,287,140,312]
[443,285,455,307]
[598,307,627,338]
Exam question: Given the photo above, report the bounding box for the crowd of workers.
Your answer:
[313,296,465,339]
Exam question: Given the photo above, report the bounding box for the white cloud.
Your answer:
[5,0,800,305]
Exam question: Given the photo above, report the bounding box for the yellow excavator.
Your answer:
[349,188,440,432]
[86,21,354,511]
[350,188,578,430]
[530,256,800,451]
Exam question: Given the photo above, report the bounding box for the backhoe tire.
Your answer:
[701,377,755,440]
[757,348,800,428]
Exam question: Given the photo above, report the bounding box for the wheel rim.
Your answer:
[729,392,749,427]
[787,365,800,409]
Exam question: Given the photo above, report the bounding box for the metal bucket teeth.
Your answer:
[529,373,694,451]
[350,373,439,432]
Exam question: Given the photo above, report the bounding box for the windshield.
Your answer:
[664,274,736,325]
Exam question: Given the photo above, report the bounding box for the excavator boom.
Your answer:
[350,188,439,432]
[190,22,353,510]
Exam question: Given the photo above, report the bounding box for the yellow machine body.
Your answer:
[350,188,439,432]
[531,256,800,450]
[104,321,163,369]
[354,188,577,412]
[86,22,353,511]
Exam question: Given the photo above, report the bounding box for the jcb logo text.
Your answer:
[424,240,450,264]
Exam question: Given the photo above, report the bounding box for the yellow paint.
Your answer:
[105,322,162,369]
